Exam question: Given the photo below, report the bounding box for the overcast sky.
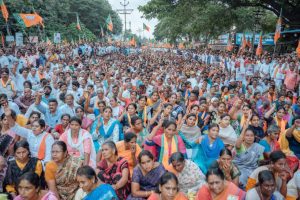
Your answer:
[108,0,157,38]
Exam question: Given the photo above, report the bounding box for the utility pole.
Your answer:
[117,0,133,40]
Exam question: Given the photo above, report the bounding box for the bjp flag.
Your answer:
[106,14,113,32]
[0,0,8,22]
[256,33,263,56]
[14,13,44,28]
[274,15,282,44]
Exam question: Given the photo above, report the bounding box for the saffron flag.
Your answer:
[130,37,136,47]
[1,32,4,47]
[226,36,233,52]
[143,23,150,32]
[256,33,263,56]
[1,0,8,22]
[106,14,113,32]
[274,15,282,44]
[76,14,81,30]
[13,13,44,28]
[246,37,252,48]
[239,33,247,53]
[296,40,300,58]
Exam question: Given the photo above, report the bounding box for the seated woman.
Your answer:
[126,116,149,147]
[127,150,166,200]
[246,150,288,197]
[75,165,118,200]
[148,172,188,200]
[259,124,280,159]
[196,167,245,200]
[25,111,41,130]
[7,109,54,162]
[52,114,71,139]
[179,123,224,174]
[97,141,130,200]
[119,103,138,133]
[90,107,120,152]
[218,114,238,147]
[178,113,201,159]
[265,105,289,135]
[45,141,83,200]
[233,120,264,188]
[210,148,240,186]
[167,152,206,198]
[15,172,57,200]
[248,114,265,142]
[246,170,284,200]
[59,117,96,167]
[287,169,300,200]
[116,132,142,176]
[4,141,43,198]
[109,97,124,119]
[75,106,93,131]
[145,120,186,167]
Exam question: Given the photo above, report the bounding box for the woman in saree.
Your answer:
[248,114,265,142]
[246,170,284,200]
[59,117,96,167]
[109,97,124,119]
[259,124,280,159]
[245,150,288,196]
[286,169,300,200]
[91,106,120,153]
[119,103,138,132]
[25,111,41,130]
[178,113,201,159]
[15,172,58,200]
[126,116,149,147]
[52,114,71,139]
[233,118,265,188]
[127,150,166,200]
[179,123,224,174]
[148,172,188,200]
[137,96,148,126]
[45,141,83,200]
[169,93,183,124]
[196,168,245,200]
[144,120,186,167]
[4,141,43,198]
[265,105,289,135]
[211,102,226,124]
[75,165,118,200]
[0,113,18,157]
[210,148,240,186]
[166,152,206,199]
[218,114,237,147]
[97,141,131,200]
[75,106,93,131]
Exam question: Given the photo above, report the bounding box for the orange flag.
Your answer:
[76,14,81,30]
[296,40,300,58]
[226,36,233,51]
[18,13,44,28]
[130,37,136,47]
[274,14,282,44]
[1,0,8,22]
[256,33,263,56]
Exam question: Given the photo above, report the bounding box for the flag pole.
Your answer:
[273,7,282,59]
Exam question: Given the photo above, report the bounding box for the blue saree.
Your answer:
[83,184,118,200]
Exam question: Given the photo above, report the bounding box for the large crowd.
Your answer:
[0,41,299,200]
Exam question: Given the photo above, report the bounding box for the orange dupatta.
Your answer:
[37,133,49,160]
[159,134,178,168]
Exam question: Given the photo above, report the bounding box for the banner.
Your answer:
[15,32,23,46]
[5,35,14,42]
[235,33,274,45]
[53,33,61,44]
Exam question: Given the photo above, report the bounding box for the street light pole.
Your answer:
[117,0,133,40]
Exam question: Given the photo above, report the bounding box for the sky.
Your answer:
[108,0,157,38]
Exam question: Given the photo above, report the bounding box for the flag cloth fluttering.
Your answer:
[13,13,44,28]
[296,40,300,58]
[246,37,252,48]
[239,33,247,53]
[226,36,233,52]
[106,14,113,32]
[274,13,282,44]
[0,0,8,22]
[256,33,263,56]
[76,14,81,30]
[1,32,4,47]
[130,37,136,47]
[100,25,104,37]
[143,23,150,32]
